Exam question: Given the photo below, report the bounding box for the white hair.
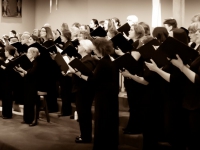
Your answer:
[127,15,138,25]
[79,39,94,53]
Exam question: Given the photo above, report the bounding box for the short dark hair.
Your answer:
[93,37,114,56]
[163,18,177,29]
[5,45,16,56]
[112,17,121,27]
[10,30,17,35]
[62,29,71,41]
[30,34,39,42]
[92,19,99,27]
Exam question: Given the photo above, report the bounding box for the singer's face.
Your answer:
[104,20,109,31]
[189,31,197,43]
[26,49,34,60]
[89,20,95,29]
[195,27,200,43]
[128,26,136,39]
[21,36,29,45]
[77,44,85,53]
[40,28,47,38]
[4,50,9,57]
[28,37,34,45]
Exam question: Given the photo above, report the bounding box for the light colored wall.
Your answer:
[185,0,200,29]
[160,0,173,23]
[35,0,152,32]
[0,0,35,36]
[0,0,198,37]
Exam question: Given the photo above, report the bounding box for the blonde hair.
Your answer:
[188,22,200,33]
[79,39,94,54]
[21,33,30,40]
[28,47,40,58]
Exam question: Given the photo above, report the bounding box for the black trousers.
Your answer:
[75,89,94,141]
[59,75,73,116]
[2,87,13,118]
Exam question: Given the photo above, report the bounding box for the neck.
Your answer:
[42,37,47,42]
[28,42,35,46]
[79,52,87,58]
[7,55,14,60]
[29,58,34,62]
[64,39,68,43]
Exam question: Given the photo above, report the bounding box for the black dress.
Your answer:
[123,40,145,133]
[180,55,200,150]
[72,54,97,141]
[88,55,119,150]
[39,40,59,112]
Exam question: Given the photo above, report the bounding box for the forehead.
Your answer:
[41,28,46,31]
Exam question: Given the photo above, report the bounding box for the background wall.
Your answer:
[0,0,199,37]
[35,0,152,31]
[185,0,200,28]
[0,0,35,36]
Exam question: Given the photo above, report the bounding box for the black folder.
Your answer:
[54,36,62,44]
[6,54,32,70]
[117,23,130,36]
[28,42,44,53]
[137,39,160,59]
[157,37,199,64]
[71,39,80,48]
[90,26,107,37]
[114,53,138,74]
[69,58,93,76]
[61,45,80,58]
[46,45,57,53]
[12,43,29,54]
[54,52,69,73]
[137,39,169,67]
[110,33,134,53]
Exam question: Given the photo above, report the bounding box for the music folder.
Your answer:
[68,58,93,76]
[90,26,107,37]
[114,53,138,74]
[110,33,134,53]
[6,54,33,71]
[54,52,69,73]
[117,23,130,36]
[61,45,80,58]
[137,39,169,68]
[46,45,57,53]
[71,39,80,48]
[157,37,199,64]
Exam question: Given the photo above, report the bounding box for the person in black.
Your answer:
[57,29,74,117]
[121,24,145,134]
[39,26,59,113]
[167,22,200,150]
[14,47,40,126]
[1,45,16,119]
[145,28,190,149]
[70,38,119,150]
[69,39,97,143]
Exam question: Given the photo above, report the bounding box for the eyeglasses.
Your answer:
[195,29,200,33]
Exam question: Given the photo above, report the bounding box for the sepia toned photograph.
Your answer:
[2,0,22,17]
